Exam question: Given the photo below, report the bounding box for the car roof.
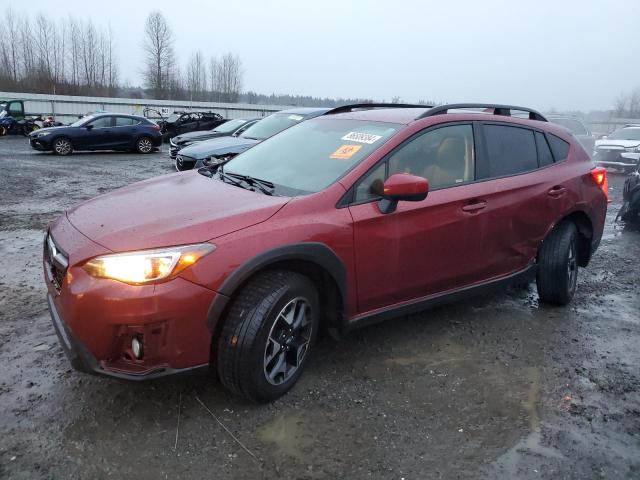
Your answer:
[88,112,147,121]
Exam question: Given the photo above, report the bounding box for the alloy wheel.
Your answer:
[138,138,153,153]
[54,139,71,155]
[263,297,313,386]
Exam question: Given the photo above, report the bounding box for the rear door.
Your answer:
[348,123,491,313]
[472,122,566,279]
[113,116,138,147]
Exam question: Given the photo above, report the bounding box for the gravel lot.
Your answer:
[0,135,638,479]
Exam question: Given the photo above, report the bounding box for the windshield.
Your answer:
[213,119,249,133]
[240,113,308,141]
[69,115,94,127]
[608,128,640,141]
[222,118,400,195]
[551,118,588,135]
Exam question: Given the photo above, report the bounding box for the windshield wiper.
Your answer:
[224,171,275,196]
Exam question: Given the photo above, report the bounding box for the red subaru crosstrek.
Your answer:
[44,103,608,402]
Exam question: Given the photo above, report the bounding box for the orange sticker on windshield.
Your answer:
[330,144,362,159]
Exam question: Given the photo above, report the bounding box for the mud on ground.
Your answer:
[0,136,638,479]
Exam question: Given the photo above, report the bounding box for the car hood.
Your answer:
[595,139,640,149]
[174,130,228,144]
[29,125,68,136]
[66,172,290,252]
[178,135,260,160]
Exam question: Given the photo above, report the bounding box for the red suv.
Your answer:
[44,103,608,402]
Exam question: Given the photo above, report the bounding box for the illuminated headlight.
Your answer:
[83,243,215,285]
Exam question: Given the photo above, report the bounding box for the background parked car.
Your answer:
[547,115,595,155]
[593,125,640,172]
[28,113,162,156]
[169,118,259,159]
[175,107,333,171]
[157,111,226,142]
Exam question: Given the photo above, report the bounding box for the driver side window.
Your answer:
[353,124,475,203]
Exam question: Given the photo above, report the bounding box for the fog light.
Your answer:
[132,337,143,359]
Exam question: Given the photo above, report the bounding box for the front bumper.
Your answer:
[29,137,51,151]
[44,221,220,380]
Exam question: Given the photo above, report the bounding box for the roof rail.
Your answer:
[325,103,432,115]
[417,103,547,122]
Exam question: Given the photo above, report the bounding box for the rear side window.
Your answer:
[483,124,538,177]
[535,132,554,167]
[115,117,137,126]
[547,134,570,162]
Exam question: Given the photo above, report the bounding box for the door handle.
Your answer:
[548,186,566,197]
[461,200,487,213]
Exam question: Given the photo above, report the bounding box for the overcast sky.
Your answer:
[6,0,640,111]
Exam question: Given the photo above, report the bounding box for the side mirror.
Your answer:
[378,173,429,214]
[85,124,94,130]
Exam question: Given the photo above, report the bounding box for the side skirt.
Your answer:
[344,264,537,333]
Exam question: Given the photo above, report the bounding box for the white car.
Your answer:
[594,125,640,172]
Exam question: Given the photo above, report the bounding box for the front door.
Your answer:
[348,123,489,314]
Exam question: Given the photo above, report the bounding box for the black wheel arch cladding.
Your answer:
[206,242,348,333]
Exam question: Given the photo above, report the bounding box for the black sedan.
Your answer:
[28,113,163,156]
[169,118,259,159]
[158,111,226,142]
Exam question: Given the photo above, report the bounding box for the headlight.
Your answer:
[37,131,51,137]
[83,243,215,284]
[624,145,639,152]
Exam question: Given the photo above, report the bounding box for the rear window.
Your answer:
[535,132,554,167]
[547,134,570,162]
[484,124,538,177]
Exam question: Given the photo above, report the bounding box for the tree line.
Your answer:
[614,87,640,118]
[0,8,371,107]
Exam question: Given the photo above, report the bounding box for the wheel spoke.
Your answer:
[267,352,287,383]
[263,296,313,386]
[264,337,281,365]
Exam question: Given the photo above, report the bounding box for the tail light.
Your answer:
[590,167,608,202]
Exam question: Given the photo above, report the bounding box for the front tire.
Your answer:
[52,137,73,156]
[136,136,153,154]
[536,221,578,305]
[216,270,319,403]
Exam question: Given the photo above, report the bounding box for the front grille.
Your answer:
[44,234,68,291]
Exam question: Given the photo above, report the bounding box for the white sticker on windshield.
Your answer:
[341,132,383,144]
[288,114,304,121]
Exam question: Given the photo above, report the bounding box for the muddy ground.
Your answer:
[0,135,638,479]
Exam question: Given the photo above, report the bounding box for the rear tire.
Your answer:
[536,221,578,305]
[136,136,153,154]
[0,126,6,136]
[52,137,73,156]
[216,270,319,403]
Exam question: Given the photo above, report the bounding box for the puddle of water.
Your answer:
[257,412,313,460]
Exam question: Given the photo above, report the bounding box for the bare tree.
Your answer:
[210,53,243,103]
[614,93,629,117]
[186,50,206,101]
[142,11,175,99]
